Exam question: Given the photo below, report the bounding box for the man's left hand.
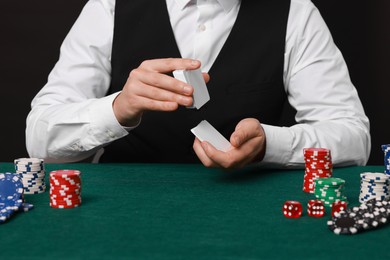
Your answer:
[193,118,266,169]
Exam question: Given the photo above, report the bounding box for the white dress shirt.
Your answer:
[26,0,371,167]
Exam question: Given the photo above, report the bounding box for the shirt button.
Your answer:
[198,24,206,32]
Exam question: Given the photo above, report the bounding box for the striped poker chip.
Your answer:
[359,172,390,203]
[327,210,365,235]
[314,177,348,207]
[0,172,34,223]
[49,169,82,209]
[382,144,390,175]
[302,148,333,193]
[14,158,46,195]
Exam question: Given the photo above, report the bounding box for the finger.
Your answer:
[230,119,262,147]
[132,80,193,107]
[200,141,237,168]
[130,68,194,97]
[139,58,201,74]
[193,138,218,167]
[202,73,210,84]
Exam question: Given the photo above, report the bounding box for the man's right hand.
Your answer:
[112,58,209,127]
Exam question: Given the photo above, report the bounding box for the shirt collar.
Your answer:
[174,0,238,13]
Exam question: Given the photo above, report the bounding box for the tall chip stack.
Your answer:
[49,169,82,209]
[14,158,46,194]
[302,148,333,193]
[381,144,390,175]
[359,172,390,203]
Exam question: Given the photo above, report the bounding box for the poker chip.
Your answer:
[382,144,390,175]
[49,170,82,209]
[314,177,347,207]
[302,148,333,193]
[328,196,390,235]
[0,172,34,223]
[327,210,365,235]
[359,172,390,203]
[14,158,46,194]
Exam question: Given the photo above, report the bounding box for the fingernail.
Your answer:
[235,137,240,146]
[191,60,199,66]
[180,96,192,106]
[183,86,192,95]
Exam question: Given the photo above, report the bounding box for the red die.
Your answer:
[283,201,302,218]
[307,200,325,217]
[331,201,348,217]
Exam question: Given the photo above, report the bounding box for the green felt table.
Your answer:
[0,163,389,259]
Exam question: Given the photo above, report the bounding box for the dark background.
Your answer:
[0,0,389,164]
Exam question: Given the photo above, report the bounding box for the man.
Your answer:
[26,0,371,168]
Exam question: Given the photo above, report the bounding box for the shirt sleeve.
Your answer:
[259,0,371,168]
[25,0,128,163]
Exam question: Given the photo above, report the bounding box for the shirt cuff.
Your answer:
[88,92,129,144]
[259,124,294,168]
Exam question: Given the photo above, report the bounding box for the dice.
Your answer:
[283,201,302,218]
[307,200,325,217]
[331,201,348,217]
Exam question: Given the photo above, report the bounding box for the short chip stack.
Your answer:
[359,172,390,203]
[14,158,46,194]
[50,169,82,209]
[314,177,347,207]
[303,148,333,193]
[382,144,390,175]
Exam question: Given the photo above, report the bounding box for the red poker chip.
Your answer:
[50,198,81,204]
[50,203,81,209]
[49,184,81,190]
[49,169,82,209]
[50,169,81,176]
[50,182,81,189]
[50,199,81,204]
[49,176,81,183]
[50,193,81,199]
[304,148,331,154]
[50,178,81,186]
[49,188,81,194]
[50,200,81,206]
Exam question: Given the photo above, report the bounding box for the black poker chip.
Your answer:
[327,210,366,235]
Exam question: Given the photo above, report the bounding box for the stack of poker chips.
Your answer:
[14,158,46,194]
[50,169,82,209]
[314,177,348,208]
[359,172,390,203]
[302,148,333,193]
[0,172,34,223]
[381,144,390,175]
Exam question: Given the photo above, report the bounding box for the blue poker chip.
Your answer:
[19,203,34,212]
[0,173,24,203]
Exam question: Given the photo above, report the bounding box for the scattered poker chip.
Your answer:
[302,148,333,193]
[328,196,390,235]
[0,172,34,224]
[20,203,34,212]
[49,169,82,209]
[14,158,46,194]
[327,210,365,235]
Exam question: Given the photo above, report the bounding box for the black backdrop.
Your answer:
[0,0,389,164]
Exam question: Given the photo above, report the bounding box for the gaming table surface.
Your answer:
[0,163,389,259]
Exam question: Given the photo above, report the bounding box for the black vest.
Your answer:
[101,0,291,163]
